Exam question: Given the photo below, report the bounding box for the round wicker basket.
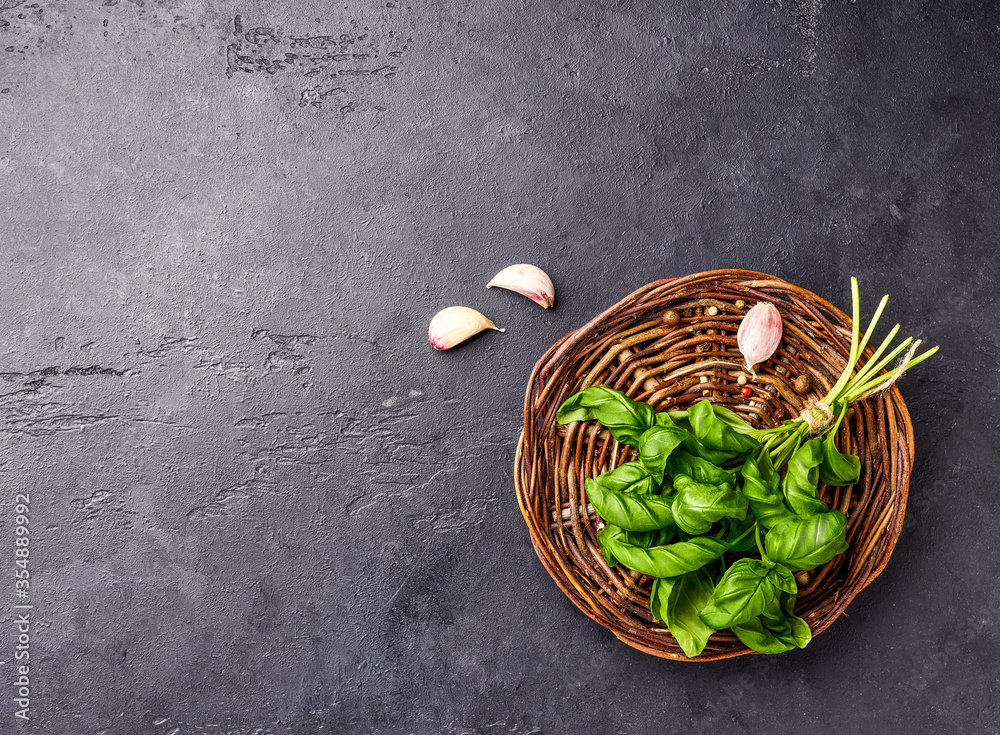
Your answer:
[514,269,914,660]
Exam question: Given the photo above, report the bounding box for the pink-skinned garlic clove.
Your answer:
[428,306,504,350]
[486,264,555,308]
[737,302,783,378]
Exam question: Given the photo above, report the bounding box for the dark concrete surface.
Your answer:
[0,0,997,732]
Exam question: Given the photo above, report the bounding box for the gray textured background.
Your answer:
[0,0,997,733]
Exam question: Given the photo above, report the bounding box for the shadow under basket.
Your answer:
[514,269,915,660]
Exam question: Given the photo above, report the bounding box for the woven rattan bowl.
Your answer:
[514,269,914,660]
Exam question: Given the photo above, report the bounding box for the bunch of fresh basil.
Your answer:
[557,386,859,657]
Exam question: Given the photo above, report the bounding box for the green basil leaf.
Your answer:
[596,461,659,495]
[751,500,795,530]
[777,593,812,648]
[732,590,812,654]
[671,475,748,535]
[556,386,656,447]
[782,438,829,516]
[740,454,780,502]
[596,523,624,567]
[818,431,861,487]
[786,613,812,648]
[663,401,758,465]
[659,410,689,431]
[602,535,729,578]
[767,563,798,595]
[637,424,688,481]
[742,453,793,529]
[759,597,792,637]
[649,577,665,620]
[688,400,760,455]
[656,410,688,426]
[751,502,793,530]
[586,477,675,532]
[664,450,737,487]
[652,570,716,658]
[705,403,758,435]
[759,592,792,633]
[723,512,758,554]
[663,412,731,465]
[699,558,778,629]
[624,526,679,548]
[765,511,849,572]
[730,616,797,654]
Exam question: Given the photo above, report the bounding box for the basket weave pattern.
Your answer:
[514,270,915,660]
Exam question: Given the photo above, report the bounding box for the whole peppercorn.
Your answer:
[740,386,752,398]
[663,309,680,326]
[794,374,811,394]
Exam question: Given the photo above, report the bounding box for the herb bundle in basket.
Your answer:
[552,278,936,657]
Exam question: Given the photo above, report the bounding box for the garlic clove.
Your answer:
[737,302,783,378]
[486,264,555,308]
[428,306,504,351]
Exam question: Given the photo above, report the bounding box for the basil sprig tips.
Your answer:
[555,281,936,657]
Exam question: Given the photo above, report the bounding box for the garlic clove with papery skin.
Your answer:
[486,264,555,308]
[428,306,504,351]
[737,302,783,378]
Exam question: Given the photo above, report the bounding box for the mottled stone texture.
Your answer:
[0,0,997,732]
